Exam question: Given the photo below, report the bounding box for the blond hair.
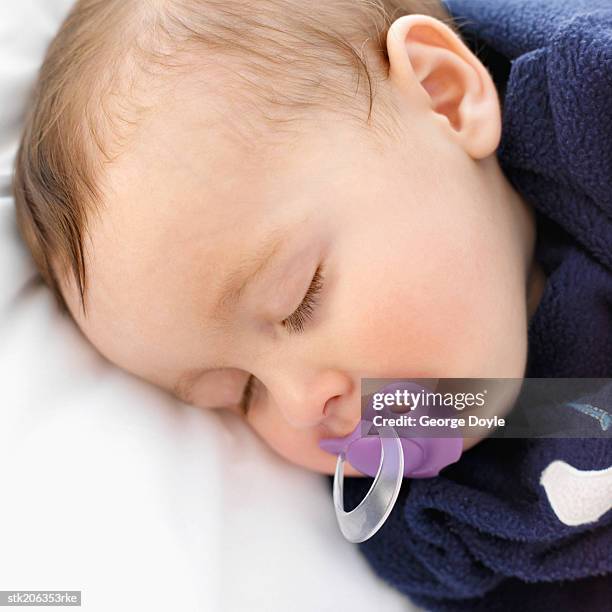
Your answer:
[12,0,460,318]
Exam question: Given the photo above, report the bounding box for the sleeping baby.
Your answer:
[11,0,611,610]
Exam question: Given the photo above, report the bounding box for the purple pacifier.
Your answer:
[319,381,464,542]
[318,381,463,478]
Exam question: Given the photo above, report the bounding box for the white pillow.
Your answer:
[0,2,415,611]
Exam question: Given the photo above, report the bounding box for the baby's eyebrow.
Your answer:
[210,226,286,324]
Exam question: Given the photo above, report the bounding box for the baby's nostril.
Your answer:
[323,395,341,417]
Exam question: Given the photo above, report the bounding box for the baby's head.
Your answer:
[13,0,544,476]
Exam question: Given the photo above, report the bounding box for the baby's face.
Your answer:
[60,57,540,477]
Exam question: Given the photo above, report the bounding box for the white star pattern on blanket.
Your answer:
[540,459,612,526]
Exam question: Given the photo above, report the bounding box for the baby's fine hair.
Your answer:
[12,0,460,318]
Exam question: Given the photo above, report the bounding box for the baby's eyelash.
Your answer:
[239,374,256,415]
[239,264,325,415]
[281,264,324,335]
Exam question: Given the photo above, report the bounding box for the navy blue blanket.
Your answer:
[338,1,612,610]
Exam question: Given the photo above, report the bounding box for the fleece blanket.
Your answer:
[339,1,612,610]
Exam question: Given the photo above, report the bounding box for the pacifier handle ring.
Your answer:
[332,424,404,543]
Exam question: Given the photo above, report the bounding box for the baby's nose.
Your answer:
[271,370,353,429]
[276,389,333,429]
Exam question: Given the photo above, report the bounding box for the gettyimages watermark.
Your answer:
[359,378,612,439]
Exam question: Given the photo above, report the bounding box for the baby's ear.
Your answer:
[386,14,501,160]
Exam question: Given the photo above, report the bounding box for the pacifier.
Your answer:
[318,381,463,542]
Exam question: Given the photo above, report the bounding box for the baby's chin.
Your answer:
[299,451,368,477]
[314,464,369,478]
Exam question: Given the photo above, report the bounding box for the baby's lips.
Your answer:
[318,427,361,456]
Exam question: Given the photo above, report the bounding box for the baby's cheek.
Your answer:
[352,250,522,380]
[350,281,459,376]
[187,368,251,409]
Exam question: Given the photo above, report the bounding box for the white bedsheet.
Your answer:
[0,2,414,610]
